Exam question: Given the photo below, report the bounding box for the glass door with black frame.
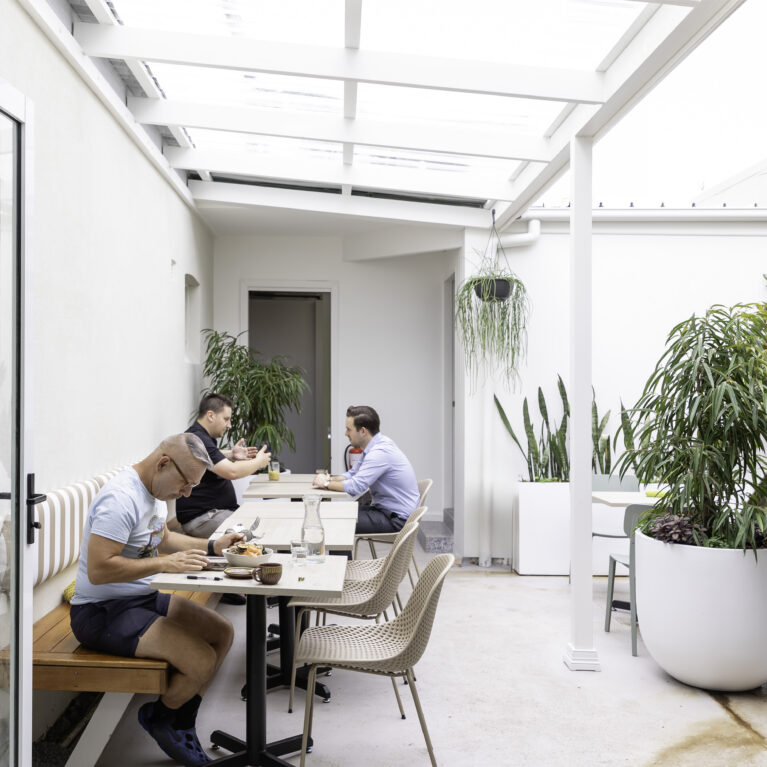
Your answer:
[0,106,20,767]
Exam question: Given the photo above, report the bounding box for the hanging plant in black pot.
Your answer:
[455,210,530,388]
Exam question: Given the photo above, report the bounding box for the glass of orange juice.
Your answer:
[268,460,280,481]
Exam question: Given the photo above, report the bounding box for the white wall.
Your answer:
[214,234,456,520]
[466,215,767,561]
[0,0,215,490]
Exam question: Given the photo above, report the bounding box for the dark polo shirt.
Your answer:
[175,422,237,525]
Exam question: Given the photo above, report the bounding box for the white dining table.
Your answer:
[232,499,359,520]
[212,509,357,552]
[243,473,351,501]
[592,491,659,507]
[152,554,347,766]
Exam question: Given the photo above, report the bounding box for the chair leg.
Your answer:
[629,544,638,657]
[300,665,318,767]
[353,537,362,559]
[605,557,617,633]
[411,553,421,578]
[368,539,377,558]
[390,676,406,719]
[406,668,437,767]
[289,607,308,713]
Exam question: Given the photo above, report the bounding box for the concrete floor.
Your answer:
[95,545,767,767]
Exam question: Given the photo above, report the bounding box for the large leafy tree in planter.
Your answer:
[200,329,308,456]
[616,303,767,551]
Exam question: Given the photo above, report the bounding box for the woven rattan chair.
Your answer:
[345,506,427,584]
[287,524,419,713]
[353,479,433,585]
[296,553,454,767]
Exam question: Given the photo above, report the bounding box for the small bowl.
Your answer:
[223,546,273,568]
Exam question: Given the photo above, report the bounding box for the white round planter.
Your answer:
[636,531,767,691]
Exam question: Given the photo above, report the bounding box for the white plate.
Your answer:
[223,546,273,568]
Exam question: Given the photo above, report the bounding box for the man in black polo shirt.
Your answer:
[176,393,271,538]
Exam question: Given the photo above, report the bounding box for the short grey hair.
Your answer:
[184,433,213,469]
[158,433,213,470]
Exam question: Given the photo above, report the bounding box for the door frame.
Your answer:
[0,79,34,767]
[239,279,339,471]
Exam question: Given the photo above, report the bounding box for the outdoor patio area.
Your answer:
[94,544,767,767]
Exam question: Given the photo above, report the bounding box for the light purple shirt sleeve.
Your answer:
[342,434,420,519]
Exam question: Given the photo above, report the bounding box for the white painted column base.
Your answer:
[563,643,602,672]
[65,691,133,767]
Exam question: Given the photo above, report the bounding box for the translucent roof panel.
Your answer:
[353,145,519,178]
[186,128,342,162]
[357,84,566,135]
[147,63,343,115]
[110,0,343,46]
[361,0,650,70]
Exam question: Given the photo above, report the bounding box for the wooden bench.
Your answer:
[33,590,221,694]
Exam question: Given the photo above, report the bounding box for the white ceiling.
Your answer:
[48,0,750,235]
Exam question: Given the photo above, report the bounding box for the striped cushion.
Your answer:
[34,469,124,586]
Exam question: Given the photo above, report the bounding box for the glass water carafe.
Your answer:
[302,494,325,562]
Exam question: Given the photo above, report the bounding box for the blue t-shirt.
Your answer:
[72,468,167,604]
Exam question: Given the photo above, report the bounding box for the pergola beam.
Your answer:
[496,0,746,228]
[166,147,516,201]
[190,180,491,228]
[73,22,606,104]
[128,97,551,163]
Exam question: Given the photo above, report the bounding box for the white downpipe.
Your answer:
[478,382,493,567]
[498,218,541,250]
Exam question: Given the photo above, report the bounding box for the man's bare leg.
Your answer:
[136,596,234,707]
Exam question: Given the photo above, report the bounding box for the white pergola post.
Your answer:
[564,135,600,672]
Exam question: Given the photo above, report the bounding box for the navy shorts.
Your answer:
[70,591,171,657]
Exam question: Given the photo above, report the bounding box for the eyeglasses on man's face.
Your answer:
[163,454,199,490]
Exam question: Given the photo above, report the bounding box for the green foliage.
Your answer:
[496,376,619,482]
[615,304,767,551]
[592,394,611,474]
[200,329,308,456]
[455,261,530,390]
[495,375,570,481]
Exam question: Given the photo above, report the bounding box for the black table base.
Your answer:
[205,594,311,766]
[241,598,332,705]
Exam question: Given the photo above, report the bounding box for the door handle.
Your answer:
[0,492,10,500]
[26,473,46,544]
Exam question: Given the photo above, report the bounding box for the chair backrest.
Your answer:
[357,524,419,615]
[380,554,454,672]
[416,479,433,508]
[624,504,651,538]
[592,473,639,492]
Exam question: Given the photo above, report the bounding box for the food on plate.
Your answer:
[233,541,264,557]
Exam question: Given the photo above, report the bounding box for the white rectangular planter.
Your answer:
[513,482,630,575]
[513,482,570,575]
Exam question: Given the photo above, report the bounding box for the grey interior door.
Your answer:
[248,292,330,473]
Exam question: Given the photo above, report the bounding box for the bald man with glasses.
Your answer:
[70,433,245,767]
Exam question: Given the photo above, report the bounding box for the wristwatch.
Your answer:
[207,538,216,557]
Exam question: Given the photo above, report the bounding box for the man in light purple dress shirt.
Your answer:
[313,405,420,534]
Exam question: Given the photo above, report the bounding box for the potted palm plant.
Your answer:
[616,303,767,691]
[455,211,529,388]
[200,328,308,457]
